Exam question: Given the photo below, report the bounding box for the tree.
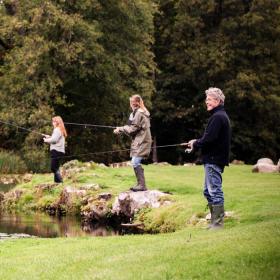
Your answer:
[0,0,156,169]
[153,0,280,163]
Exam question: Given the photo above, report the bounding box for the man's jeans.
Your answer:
[203,163,224,205]
[131,156,143,168]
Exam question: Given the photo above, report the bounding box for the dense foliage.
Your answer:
[153,0,280,163]
[0,0,155,170]
[0,0,279,170]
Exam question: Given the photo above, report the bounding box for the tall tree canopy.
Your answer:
[153,0,280,163]
[0,0,279,169]
[0,0,156,170]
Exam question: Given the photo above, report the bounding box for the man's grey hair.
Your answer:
[205,87,225,104]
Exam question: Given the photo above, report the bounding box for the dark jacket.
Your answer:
[193,105,231,167]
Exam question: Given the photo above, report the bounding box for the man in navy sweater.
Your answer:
[185,87,231,229]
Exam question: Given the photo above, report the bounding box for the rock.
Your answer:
[61,160,94,179]
[0,175,19,185]
[183,163,195,167]
[62,160,80,170]
[22,173,33,183]
[59,186,87,205]
[82,201,110,221]
[98,192,112,200]
[256,158,274,165]
[153,162,170,166]
[80,183,100,191]
[231,159,245,165]
[0,233,36,240]
[109,161,132,168]
[252,158,279,173]
[112,190,171,218]
[81,193,112,222]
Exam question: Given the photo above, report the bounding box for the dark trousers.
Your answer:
[50,150,64,183]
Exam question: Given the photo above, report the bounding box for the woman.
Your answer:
[114,95,152,191]
[43,116,67,183]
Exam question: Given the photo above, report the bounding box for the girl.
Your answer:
[43,116,67,183]
[114,95,152,191]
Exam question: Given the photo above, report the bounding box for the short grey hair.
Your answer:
[205,87,225,104]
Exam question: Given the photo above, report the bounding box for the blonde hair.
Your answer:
[130,94,149,113]
[52,116,67,137]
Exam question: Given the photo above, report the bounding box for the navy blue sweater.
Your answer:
[193,105,231,167]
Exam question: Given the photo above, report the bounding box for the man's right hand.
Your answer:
[182,139,196,153]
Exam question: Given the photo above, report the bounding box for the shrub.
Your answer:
[22,149,50,173]
[0,150,28,174]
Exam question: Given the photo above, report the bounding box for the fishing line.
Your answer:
[0,119,45,136]
[51,143,186,160]
[63,122,116,129]
[0,118,188,160]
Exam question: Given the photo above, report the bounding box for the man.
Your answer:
[185,87,231,229]
[114,95,152,191]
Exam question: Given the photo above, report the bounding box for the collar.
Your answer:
[209,105,224,115]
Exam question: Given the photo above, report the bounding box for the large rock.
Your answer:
[252,158,279,173]
[59,186,87,205]
[112,190,171,218]
[81,192,112,222]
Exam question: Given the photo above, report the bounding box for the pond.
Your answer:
[0,212,119,238]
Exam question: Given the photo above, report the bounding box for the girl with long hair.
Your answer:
[114,95,152,191]
[43,116,67,183]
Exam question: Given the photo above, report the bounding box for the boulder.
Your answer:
[252,158,279,173]
[109,161,131,168]
[81,192,112,222]
[59,186,87,205]
[257,158,274,165]
[112,190,171,218]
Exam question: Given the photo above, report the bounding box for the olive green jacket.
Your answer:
[118,108,152,158]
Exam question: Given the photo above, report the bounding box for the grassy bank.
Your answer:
[0,164,279,279]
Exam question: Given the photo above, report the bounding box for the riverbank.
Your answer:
[0,164,279,279]
[1,161,205,233]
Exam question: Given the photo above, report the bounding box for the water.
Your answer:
[0,212,119,238]
[0,184,120,238]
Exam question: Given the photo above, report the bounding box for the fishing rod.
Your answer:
[51,143,189,160]
[0,119,45,136]
[63,122,117,129]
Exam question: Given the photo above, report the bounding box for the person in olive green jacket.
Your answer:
[114,95,152,191]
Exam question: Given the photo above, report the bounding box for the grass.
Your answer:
[0,164,279,279]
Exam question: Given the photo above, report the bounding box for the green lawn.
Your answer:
[0,164,279,279]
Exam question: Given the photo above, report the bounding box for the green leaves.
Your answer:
[0,0,156,169]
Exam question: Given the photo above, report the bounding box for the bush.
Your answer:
[0,150,28,174]
[22,149,50,173]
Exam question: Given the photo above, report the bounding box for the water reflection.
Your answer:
[0,212,119,238]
